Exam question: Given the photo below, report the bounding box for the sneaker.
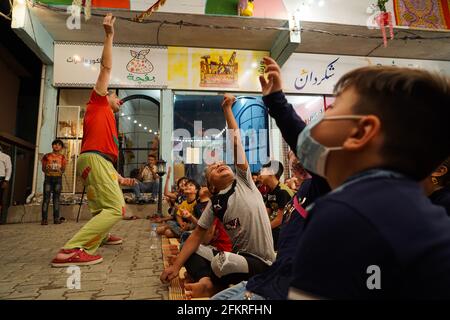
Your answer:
[54,219,61,225]
[41,220,48,225]
[104,234,123,245]
[51,248,103,267]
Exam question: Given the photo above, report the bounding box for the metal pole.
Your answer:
[157,175,163,217]
[76,186,86,223]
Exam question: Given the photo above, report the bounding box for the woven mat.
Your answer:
[161,236,187,300]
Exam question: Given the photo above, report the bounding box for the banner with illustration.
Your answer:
[54,42,168,88]
[168,47,267,92]
[282,53,450,94]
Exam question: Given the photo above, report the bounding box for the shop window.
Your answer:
[56,89,91,193]
[173,93,269,184]
[117,90,160,178]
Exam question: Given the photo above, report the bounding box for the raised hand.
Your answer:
[103,13,116,36]
[259,56,283,96]
[221,93,236,111]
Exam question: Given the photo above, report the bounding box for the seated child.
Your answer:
[156,168,187,234]
[259,160,295,250]
[159,179,199,238]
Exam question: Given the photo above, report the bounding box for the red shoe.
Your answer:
[51,248,103,267]
[104,234,123,245]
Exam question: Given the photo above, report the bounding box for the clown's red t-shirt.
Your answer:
[81,90,119,163]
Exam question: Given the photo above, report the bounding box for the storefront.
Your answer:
[50,43,275,191]
[45,42,450,193]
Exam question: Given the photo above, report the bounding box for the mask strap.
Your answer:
[323,115,364,121]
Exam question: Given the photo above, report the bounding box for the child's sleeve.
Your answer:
[262,91,307,157]
[41,154,48,173]
[90,88,109,106]
[236,165,256,190]
[197,201,215,230]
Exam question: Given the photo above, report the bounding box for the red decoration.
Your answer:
[134,0,166,22]
[376,11,394,47]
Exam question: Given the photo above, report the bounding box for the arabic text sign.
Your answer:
[282,53,450,94]
[168,47,267,92]
[54,43,168,88]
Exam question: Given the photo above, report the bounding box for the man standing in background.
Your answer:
[0,145,12,225]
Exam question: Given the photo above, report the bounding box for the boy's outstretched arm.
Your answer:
[259,57,307,156]
[95,13,115,95]
[222,94,248,171]
[163,166,177,201]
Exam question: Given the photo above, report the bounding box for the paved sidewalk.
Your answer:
[0,219,168,300]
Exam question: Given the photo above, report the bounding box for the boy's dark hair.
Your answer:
[186,179,200,191]
[262,160,284,180]
[52,139,64,148]
[334,66,450,181]
[148,154,156,159]
[176,176,188,188]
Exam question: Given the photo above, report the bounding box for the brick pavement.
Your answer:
[0,219,168,300]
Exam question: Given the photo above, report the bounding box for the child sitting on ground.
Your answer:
[179,186,211,244]
[158,179,199,238]
[156,168,187,233]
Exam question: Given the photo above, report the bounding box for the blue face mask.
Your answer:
[296,113,363,178]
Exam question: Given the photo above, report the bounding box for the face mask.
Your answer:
[296,112,363,178]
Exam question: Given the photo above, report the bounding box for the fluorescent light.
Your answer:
[127,117,131,120]
[133,120,137,123]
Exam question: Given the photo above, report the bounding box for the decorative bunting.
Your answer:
[376,0,394,47]
[133,0,166,22]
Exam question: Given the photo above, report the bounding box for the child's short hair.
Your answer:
[52,139,64,148]
[334,66,450,180]
[186,179,200,191]
[262,160,284,180]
